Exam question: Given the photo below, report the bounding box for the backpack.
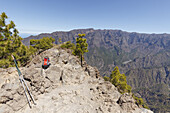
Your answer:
[42,57,50,69]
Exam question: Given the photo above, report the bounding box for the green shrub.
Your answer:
[103,66,149,109]
[132,94,149,109]
[109,66,132,94]
[30,37,55,52]
[60,41,75,49]
[103,76,110,81]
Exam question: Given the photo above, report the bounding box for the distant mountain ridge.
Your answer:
[22,28,170,113]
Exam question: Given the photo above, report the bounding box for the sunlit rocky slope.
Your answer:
[22,28,170,112]
[0,48,153,113]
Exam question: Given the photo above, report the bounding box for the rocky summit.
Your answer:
[0,48,153,113]
[22,28,170,112]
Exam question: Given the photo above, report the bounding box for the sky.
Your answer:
[1,0,170,37]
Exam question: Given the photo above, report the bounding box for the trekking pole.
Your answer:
[22,78,36,105]
[19,75,32,108]
[40,55,43,76]
[11,55,36,108]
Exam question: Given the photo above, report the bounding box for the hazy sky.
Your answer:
[1,0,170,37]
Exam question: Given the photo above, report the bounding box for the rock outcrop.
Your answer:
[22,28,170,112]
[0,48,153,113]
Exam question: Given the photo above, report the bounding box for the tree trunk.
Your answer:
[81,55,83,67]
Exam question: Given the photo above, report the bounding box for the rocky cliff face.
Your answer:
[22,28,170,112]
[0,48,153,113]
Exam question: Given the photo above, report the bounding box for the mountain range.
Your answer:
[22,28,170,113]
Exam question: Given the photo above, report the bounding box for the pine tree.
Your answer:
[73,34,88,67]
[0,12,32,68]
[60,41,75,49]
[0,12,19,67]
[104,66,132,94]
[0,12,57,68]
[111,66,132,93]
[30,37,55,52]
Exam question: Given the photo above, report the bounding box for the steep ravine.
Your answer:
[0,48,153,113]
